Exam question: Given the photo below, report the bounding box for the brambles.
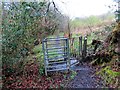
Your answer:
[91,39,102,54]
[93,22,120,87]
[2,1,62,77]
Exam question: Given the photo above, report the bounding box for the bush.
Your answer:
[2,1,61,76]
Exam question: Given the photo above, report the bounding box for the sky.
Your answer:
[54,0,117,18]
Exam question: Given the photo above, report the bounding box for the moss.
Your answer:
[111,22,120,44]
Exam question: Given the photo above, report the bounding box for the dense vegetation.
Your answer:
[93,22,120,87]
[1,1,72,88]
[2,1,62,75]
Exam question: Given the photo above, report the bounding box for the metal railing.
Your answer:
[42,36,87,75]
[42,37,70,76]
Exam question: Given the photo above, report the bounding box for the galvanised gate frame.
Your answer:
[42,37,70,76]
[42,36,87,76]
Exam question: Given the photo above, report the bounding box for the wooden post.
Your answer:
[71,38,74,57]
[66,38,70,70]
[79,36,82,57]
[82,36,87,59]
[84,36,87,57]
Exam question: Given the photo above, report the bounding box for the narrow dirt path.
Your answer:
[66,63,104,88]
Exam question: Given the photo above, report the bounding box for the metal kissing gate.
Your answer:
[42,36,87,76]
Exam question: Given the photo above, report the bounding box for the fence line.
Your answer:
[69,36,87,60]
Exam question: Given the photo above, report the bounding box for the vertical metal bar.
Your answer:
[42,39,47,76]
[45,39,48,61]
[63,39,65,57]
[64,39,67,58]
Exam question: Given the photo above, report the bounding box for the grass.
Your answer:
[33,44,42,54]
[87,32,96,45]
[47,32,64,38]
[31,44,44,75]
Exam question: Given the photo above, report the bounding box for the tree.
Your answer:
[2,1,63,74]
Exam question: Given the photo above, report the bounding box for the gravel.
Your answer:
[66,64,104,88]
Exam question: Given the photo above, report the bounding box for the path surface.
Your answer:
[66,63,104,88]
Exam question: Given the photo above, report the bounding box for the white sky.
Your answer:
[54,0,117,18]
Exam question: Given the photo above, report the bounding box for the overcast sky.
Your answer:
[3,0,117,18]
[54,0,117,18]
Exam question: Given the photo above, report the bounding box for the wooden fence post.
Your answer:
[82,36,87,59]
[79,36,82,57]
[66,38,70,70]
